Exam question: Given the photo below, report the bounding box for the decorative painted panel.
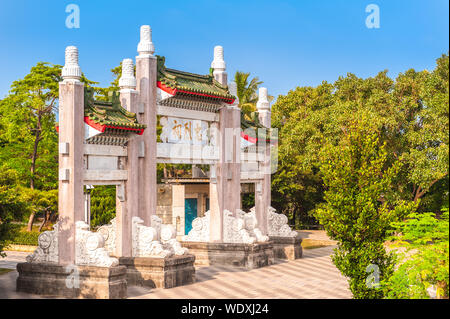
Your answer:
[160,116,210,145]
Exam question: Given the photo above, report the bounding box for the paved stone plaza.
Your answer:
[0,246,351,299]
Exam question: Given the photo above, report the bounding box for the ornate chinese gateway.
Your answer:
[16,24,300,299]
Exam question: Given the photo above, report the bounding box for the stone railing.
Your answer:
[97,215,188,258]
[182,209,269,244]
[26,220,119,267]
[75,221,119,267]
[265,206,298,237]
[26,222,60,264]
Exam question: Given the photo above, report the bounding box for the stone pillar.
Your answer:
[208,181,221,242]
[58,46,85,265]
[135,25,157,226]
[255,88,271,235]
[217,106,241,218]
[256,88,271,128]
[172,184,185,236]
[209,46,242,242]
[84,189,91,225]
[115,58,139,257]
[211,46,227,84]
[215,106,237,222]
[223,82,242,218]
[197,193,204,217]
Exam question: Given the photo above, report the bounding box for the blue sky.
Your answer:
[0,0,448,101]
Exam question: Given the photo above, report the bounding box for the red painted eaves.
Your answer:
[240,131,278,145]
[157,81,235,104]
[84,116,144,135]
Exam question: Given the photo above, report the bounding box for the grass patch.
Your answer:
[3,224,43,246]
[303,244,329,250]
[301,238,333,250]
[0,268,14,276]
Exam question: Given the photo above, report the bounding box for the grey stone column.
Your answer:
[116,58,139,257]
[135,25,157,226]
[58,46,85,264]
[172,184,186,236]
[209,47,242,242]
[210,106,241,242]
[255,88,272,235]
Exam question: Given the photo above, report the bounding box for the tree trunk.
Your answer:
[38,216,45,232]
[292,207,297,229]
[412,173,448,203]
[26,114,41,232]
[27,212,36,232]
[436,281,448,299]
[38,209,50,232]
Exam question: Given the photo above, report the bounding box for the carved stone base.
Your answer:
[269,236,303,260]
[181,242,274,269]
[119,255,195,289]
[16,262,127,299]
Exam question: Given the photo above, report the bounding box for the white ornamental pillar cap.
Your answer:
[256,87,270,111]
[211,45,226,70]
[228,81,239,106]
[119,58,136,89]
[62,46,82,81]
[137,25,155,55]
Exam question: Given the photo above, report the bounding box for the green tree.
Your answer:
[315,118,416,298]
[95,63,122,101]
[234,71,263,116]
[0,166,27,256]
[0,62,60,231]
[401,54,449,203]
[271,54,449,228]
[271,83,334,227]
[0,62,102,231]
[20,188,58,232]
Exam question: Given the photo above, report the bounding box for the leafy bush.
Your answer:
[314,120,416,298]
[242,192,255,212]
[382,207,449,298]
[90,185,116,229]
[0,220,10,256]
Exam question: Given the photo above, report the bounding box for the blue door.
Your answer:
[185,198,198,235]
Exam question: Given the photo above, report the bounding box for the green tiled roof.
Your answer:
[156,55,235,102]
[241,112,277,143]
[84,87,146,131]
